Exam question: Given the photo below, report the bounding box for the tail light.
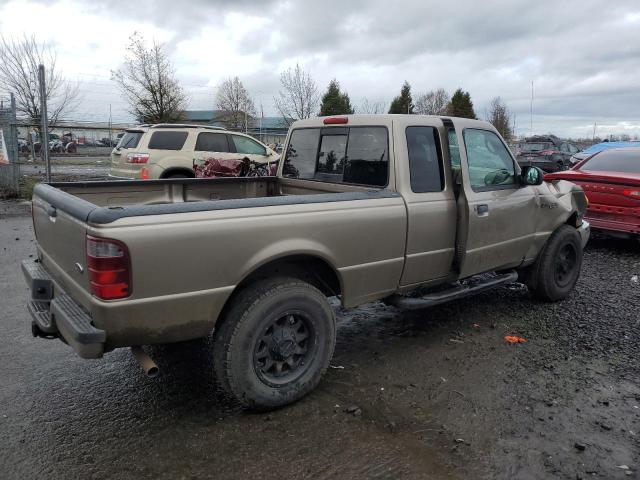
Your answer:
[623,188,640,199]
[126,153,149,164]
[86,235,131,300]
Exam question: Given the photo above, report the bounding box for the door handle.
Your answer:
[476,204,489,216]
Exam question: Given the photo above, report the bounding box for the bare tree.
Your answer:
[274,63,319,126]
[357,98,387,114]
[0,35,79,127]
[112,32,186,123]
[487,96,513,141]
[215,77,256,131]
[414,88,449,115]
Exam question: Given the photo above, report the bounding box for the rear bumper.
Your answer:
[22,259,105,359]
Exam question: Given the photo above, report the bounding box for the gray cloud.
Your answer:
[14,0,640,137]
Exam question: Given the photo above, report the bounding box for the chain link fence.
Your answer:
[0,93,20,197]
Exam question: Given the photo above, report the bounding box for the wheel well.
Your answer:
[215,255,342,330]
[565,212,580,227]
[237,255,342,298]
[160,168,195,178]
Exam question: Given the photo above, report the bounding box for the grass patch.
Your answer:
[18,176,39,200]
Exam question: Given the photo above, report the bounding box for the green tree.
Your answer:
[319,79,354,116]
[447,88,476,119]
[388,81,414,114]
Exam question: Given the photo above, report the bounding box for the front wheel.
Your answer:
[213,277,336,410]
[525,225,583,301]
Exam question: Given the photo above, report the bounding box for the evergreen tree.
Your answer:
[388,81,414,114]
[319,79,354,116]
[447,88,476,119]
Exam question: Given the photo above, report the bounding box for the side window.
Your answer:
[195,132,229,152]
[560,143,569,153]
[447,128,461,167]
[230,135,266,155]
[147,131,188,150]
[569,144,579,154]
[343,127,388,186]
[283,129,320,179]
[406,126,444,193]
[463,129,516,190]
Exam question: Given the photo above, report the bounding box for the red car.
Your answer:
[545,147,640,238]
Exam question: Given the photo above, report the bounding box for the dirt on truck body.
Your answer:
[22,114,589,409]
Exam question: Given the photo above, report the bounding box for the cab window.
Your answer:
[406,126,444,193]
[230,135,266,155]
[463,129,516,190]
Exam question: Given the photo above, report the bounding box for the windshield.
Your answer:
[581,149,639,174]
[117,131,143,149]
[521,142,552,152]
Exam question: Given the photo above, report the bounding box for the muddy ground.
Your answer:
[1,202,639,479]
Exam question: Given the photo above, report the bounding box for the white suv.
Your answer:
[110,124,278,180]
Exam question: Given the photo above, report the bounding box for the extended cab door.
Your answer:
[397,118,457,286]
[453,124,538,277]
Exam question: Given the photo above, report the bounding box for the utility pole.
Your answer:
[592,121,597,141]
[109,104,113,147]
[38,64,51,182]
[530,81,534,137]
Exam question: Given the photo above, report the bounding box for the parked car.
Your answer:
[23,114,589,410]
[110,124,279,180]
[569,140,640,165]
[546,147,639,239]
[516,135,579,172]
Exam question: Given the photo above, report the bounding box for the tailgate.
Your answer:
[32,191,90,296]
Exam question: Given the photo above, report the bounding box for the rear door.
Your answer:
[398,120,457,286]
[455,125,538,277]
[193,132,237,168]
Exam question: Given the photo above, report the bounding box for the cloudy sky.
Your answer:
[1,0,639,138]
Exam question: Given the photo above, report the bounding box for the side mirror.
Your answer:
[520,166,544,186]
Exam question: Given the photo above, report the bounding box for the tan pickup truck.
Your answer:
[22,115,589,410]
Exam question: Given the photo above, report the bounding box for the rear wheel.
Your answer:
[165,173,190,179]
[525,225,583,301]
[213,277,336,410]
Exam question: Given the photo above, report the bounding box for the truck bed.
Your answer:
[38,176,383,224]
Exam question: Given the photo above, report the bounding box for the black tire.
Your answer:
[527,225,583,301]
[166,173,190,179]
[213,277,336,410]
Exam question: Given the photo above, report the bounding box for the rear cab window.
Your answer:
[283,127,389,187]
[147,131,189,150]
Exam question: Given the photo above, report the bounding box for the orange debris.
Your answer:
[504,335,527,344]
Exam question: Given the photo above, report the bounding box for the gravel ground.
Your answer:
[0,203,638,479]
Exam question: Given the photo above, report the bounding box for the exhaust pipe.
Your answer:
[131,346,159,378]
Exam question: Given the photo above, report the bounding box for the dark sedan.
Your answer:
[517,136,579,173]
